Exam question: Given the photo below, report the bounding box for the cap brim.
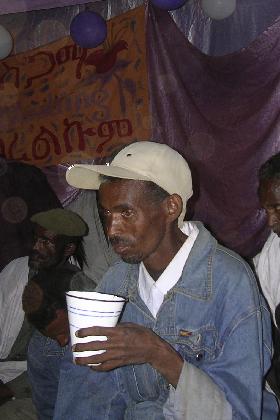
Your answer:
[66,164,150,190]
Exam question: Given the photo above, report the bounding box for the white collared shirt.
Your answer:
[254,231,280,326]
[138,222,199,317]
[0,256,29,383]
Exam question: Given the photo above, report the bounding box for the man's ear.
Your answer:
[165,194,183,223]
[64,242,77,258]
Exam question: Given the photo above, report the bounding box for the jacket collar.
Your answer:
[120,221,217,303]
[172,221,217,300]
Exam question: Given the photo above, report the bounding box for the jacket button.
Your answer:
[196,353,203,361]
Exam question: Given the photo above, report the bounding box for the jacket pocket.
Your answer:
[173,326,218,365]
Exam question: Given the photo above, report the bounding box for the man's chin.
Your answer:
[272,228,280,237]
[28,260,43,270]
[121,255,142,264]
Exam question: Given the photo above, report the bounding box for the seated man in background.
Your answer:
[53,141,278,419]
[254,152,280,399]
[254,152,280,327]
[0,208,91,419]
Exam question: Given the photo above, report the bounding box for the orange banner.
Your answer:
[0,6,150,167]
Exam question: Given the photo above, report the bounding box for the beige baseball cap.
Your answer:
[66,141,193,227]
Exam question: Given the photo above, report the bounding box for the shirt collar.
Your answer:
[138,221,199,316]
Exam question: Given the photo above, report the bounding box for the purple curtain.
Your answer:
[147,5,280,258]
[41,165,80,207]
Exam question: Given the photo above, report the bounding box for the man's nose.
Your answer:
[32,242,39,253]
[267,210,279,228]
[106,215,122,238]
[32,238,41,251]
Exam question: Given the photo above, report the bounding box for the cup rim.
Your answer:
[66,291,127,303]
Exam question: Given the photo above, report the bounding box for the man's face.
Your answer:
[43,309,70,347]
[259,178,280,236]
[98,180,168,266]
[28,225,67,270]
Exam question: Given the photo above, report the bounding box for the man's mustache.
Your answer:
[29,251,42,259]
[109,236,132,247]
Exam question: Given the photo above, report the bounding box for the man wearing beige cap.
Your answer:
[55,141,278,419]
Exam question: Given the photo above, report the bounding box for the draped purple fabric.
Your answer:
[147,5,280,258]
[41,165,80,208]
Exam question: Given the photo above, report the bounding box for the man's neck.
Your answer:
[143,228,188,281]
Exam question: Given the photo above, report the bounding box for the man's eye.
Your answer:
[275,205,280,211]
[122,209,133,217]
[265,206,274,213]
[102,209,111,217]
[41,239,52,246]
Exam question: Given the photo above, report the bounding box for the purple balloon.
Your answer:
[150,0,187,10]
[70,11,107,49]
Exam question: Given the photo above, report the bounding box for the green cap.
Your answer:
[30,208,88,237]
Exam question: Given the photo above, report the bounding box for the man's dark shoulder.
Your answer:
[70,269,97,291]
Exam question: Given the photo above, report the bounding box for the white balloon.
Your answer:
[0,25,13,60]
[201,0,236,20]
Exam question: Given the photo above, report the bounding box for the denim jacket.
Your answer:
[54,222,278,419]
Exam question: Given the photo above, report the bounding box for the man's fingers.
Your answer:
[76,326,116,338]
[73,339,111,352]
[74,350,124,368]
[74,354,104,366]
[72,323,159,369]
[91,359,126,372]
[76,323,140,338]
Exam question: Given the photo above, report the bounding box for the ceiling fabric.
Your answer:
[1,1,280,56]
[0,1,95,15]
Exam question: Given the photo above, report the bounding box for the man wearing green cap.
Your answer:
[29,208,88,274]
[0,208,91,419]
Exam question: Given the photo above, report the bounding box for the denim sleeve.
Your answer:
[53,347,127,420]
[166,305,276,420]
[205,304,276,419]
[167,268,277,420]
